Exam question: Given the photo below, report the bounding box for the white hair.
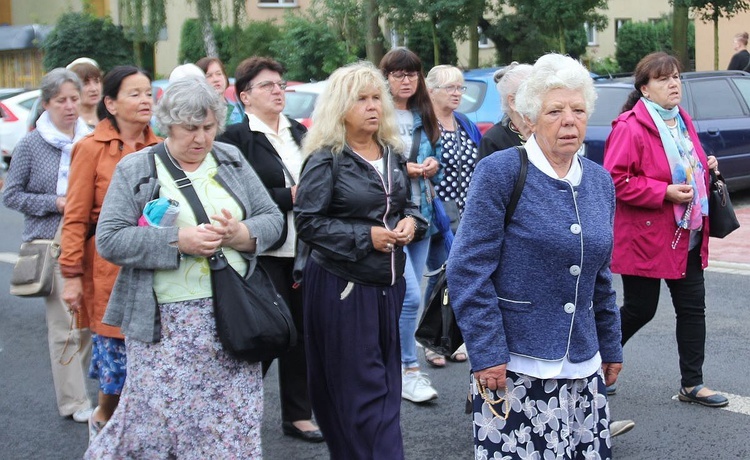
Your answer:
[495,63,533,113]
[155,77,227,134]
[514,54,596,123]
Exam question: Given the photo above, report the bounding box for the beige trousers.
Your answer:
[43,264,92,416]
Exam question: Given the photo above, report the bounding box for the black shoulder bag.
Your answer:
[415,146,528,357]
[708,169,740,238]
[155,143,296,363]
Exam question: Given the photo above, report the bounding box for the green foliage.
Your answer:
[178,19,207,64]
[589,56,621,75]
[615,17,695,72]
[225,20,283,74]
[42,12,134,72]
[271,12,358,81]
[406,21,458,69]
[485,17,587,64]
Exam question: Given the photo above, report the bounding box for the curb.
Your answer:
[706,260,750,276]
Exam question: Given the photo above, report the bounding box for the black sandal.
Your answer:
[678,384,729,407]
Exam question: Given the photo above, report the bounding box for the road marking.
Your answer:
[0,252,18,264]
[672,392,750,416]
[706,260,750,276]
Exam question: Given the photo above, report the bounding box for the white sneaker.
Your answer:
[610,419,635,438]
[402,370,438,403]
[72,407,93,423]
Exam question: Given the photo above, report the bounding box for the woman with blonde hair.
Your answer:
[295,61,428,459]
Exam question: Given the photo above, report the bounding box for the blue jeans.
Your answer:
[400,237,431,369]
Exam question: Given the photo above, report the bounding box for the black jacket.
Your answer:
[217,114,307,249]
[294,146,428,286]
[478,115,524,160]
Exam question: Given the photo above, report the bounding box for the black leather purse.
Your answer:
[416,146,528,356]
[708,170,740,238]
[155,143,296,363]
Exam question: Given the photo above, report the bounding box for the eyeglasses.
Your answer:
[389,71,419,81]
[247,80,288,92]
[436,85,467,94]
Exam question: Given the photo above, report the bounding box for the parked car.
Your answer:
[282,80,328,128]
[0,89,40,163]
[459,67,504,135]
[584,71,750,191]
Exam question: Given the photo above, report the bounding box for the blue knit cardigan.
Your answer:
[446,148,623,372]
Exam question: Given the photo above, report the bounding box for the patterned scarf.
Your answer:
[641,97,708,230]
[35,111,91,196]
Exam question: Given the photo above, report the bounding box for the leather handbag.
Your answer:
[10,223,62,297]
[708,170,740,238]
[415,146,528,356]
[155,143,297,363]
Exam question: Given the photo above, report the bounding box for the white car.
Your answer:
[283,81,328,128]
[0,89,41,162]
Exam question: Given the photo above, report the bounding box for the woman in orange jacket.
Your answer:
[60,65,160,440]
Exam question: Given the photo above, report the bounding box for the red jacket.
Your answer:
[603,99,709,279]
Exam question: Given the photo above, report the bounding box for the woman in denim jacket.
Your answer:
[380,47,443,403]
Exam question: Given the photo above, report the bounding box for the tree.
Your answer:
[673,0,691,69]
[119,0,167,70]
[691,0,750,69]
[505,0,607,55]
[615,16,695,72]
[43,12,134,71]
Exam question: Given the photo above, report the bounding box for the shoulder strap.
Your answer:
[153,142,211,225]
[409,128,422,163]
[504,145,527,229]
[269,150,297,186]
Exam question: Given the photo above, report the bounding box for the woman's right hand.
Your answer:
[406,162,424,178]
[474,364,507,391]
[61,277,83,312]
[665,184,694,204]
[371,226,399,253]
[177,225,224,257]
[55,196,66,213]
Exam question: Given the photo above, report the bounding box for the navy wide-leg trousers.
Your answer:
[302,259,405,460]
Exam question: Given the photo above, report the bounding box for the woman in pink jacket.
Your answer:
[603,52,726,408]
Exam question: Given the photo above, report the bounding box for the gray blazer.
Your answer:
[96,141,284,343]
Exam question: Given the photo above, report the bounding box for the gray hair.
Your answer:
[40,68,82,104]
[514,54,596,123]
[425,65,463,89]
[155,77,227,134]
[495,63,533,113]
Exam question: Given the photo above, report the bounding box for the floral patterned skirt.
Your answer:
[471,370,612,460]
[84,298,263,459]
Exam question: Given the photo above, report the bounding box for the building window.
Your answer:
[258,0,297,7]
[614,18,630,40]
[478,26,492,49]
[584,22,597,46]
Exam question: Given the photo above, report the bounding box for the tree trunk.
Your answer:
[201,19,219,57]
[713,10,719,70]
[432,20,440,66]
[364,0,384,65]
[673,2,690,70]
[468,17,479,69]
[558,26,566,55]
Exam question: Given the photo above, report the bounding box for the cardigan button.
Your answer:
[569,265,581,276]
[570,224,581,234]
[646,221,652,226]
[564,302,575,314]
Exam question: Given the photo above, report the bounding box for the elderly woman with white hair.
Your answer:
[295,61,427,459]
[478,62,533,159]
[84,77,283,458]
[447,54,623,459]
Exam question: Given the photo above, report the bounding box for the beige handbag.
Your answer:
[10,223,61,297]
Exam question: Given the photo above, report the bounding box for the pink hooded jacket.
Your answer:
[603,99,709,279]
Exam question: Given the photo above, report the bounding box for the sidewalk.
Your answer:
[707,203,750,273]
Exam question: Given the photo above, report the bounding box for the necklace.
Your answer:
[348,142,381,161]
[438,114,456,131]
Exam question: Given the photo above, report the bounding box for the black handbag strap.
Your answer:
[409,127,422,163]
[268,148,297,186]
[153,143,228,269]
[504,146,528,229]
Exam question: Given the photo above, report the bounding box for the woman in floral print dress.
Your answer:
[84,77,283,458]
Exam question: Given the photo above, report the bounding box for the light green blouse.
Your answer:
[153,153,247,303]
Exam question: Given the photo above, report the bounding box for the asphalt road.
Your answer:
[1,193,749,460]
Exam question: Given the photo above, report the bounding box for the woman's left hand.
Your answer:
[207,209,253,251]
[393,216,417,246]
[707,155,718,173]
[601,362,622,387]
